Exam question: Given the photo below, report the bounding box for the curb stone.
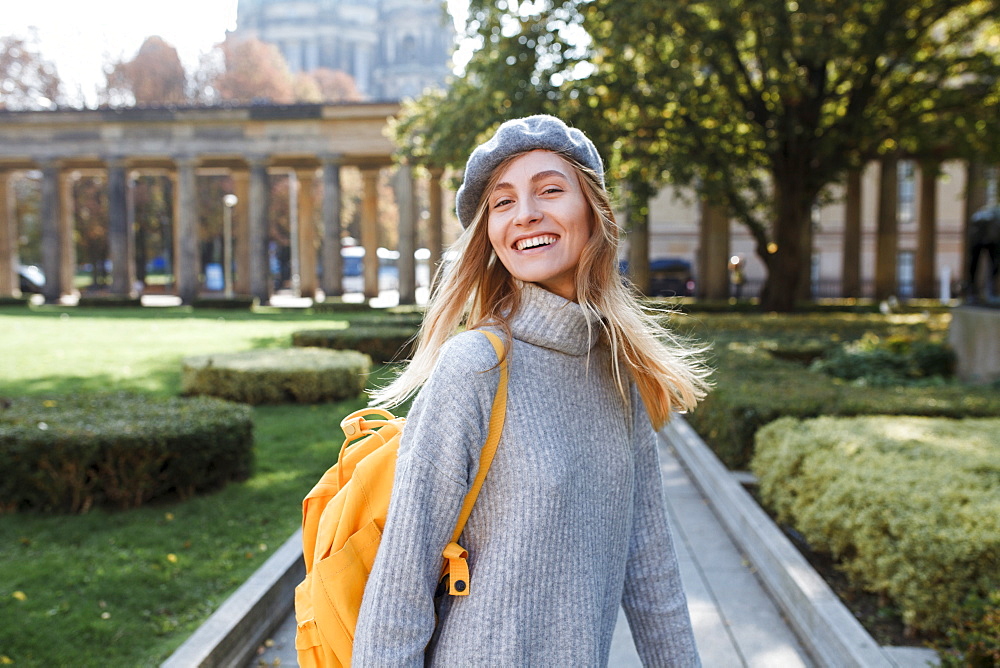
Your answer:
[664,417,936,667]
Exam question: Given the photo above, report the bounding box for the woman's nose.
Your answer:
[513,198,541,226]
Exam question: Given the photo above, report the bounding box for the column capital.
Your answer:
[246,155,271,169]
[320,153,346,167]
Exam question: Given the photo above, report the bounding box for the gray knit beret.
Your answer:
[455,115,605,228]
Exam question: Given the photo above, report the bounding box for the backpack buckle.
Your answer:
[441,542,470,596]
[341,415,365,439]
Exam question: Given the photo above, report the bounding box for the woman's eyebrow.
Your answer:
[493,170,569,193]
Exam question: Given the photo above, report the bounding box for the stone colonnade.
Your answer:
[696,159,983,301]
[0,158,446,305]
[0,102,456,306]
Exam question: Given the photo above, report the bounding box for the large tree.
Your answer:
[206,36,297,104]
[101,36,188,107]
[584,0,1000,311]
[0,34,62,110]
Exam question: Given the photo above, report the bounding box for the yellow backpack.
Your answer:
[294,331,509,667]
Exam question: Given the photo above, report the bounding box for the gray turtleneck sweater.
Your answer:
[354,284,700,667]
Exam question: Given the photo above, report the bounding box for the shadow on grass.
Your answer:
[0,366,184,398]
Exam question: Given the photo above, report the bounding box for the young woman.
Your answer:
[354,115,709,666]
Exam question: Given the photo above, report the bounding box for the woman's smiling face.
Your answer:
[486,150,593,302]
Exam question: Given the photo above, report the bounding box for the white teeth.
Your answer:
[516,235,556,251]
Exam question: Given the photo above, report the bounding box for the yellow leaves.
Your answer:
[12,591,27,602]
[164,512,175,522]
[166,553,178,564]
[42,400,56,408]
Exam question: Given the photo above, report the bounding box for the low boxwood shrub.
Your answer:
[292,326,417,363]
[0,392,253,513]
[310,299,372,314]
[811,333,955,385]
[933,591,1000,667]
[0,296,30,307]
[76,295,143,307]
[751,415,1000,638]
[346,313,425,329]
[182,348,371,404]
[192,295,258,310]
[684,333,1000,469]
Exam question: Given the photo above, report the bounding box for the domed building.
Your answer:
[233,0,455,99]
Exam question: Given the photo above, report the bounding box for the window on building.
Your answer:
[897,250,915,298]
[898,160,915,225]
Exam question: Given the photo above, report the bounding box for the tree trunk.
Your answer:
[759,174,810,312]
[625,181,651,295]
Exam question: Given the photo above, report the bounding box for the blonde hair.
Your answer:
[371,150,710,429]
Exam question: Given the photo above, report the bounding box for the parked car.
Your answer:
[618,257,695,297]
[17,264,45,294]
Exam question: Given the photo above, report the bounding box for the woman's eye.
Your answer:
[493,197,513,208]
[542,187,563,195]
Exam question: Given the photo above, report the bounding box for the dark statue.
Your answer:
[966,205,1000,304]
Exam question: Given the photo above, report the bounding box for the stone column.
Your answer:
[59,172,77,297]
[396,165,417,305]
[296,168,318,299]
[841,168,863,298]
[0,171,15,296]
[175,157,200,305]
[360,166,380,301]
[697,199,730,300]
[40,161,63,303]
[427,167,444,272]
[248,157,271,303]
[321,155,344,297]
[232,170,251,295]
[914,161,939,299]
[107,158,136,296]
[875,157,899,302]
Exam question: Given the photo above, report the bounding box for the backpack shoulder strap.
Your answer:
[450,330,508,543]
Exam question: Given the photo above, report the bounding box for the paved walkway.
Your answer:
[248,435,813,667]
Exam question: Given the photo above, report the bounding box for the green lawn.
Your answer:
[0,305,379,667]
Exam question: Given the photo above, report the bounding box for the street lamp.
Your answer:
[223,193,238,298]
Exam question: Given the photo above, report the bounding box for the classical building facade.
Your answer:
[0,102,452,306]
[646,161,998,301]
[233,0,455,100]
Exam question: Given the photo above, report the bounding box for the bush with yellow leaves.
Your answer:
[752,415,999,638]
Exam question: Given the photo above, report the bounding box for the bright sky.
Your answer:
[5,0,469,106]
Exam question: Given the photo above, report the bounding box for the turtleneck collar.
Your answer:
[507,282,602,356]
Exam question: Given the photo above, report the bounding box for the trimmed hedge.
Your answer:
[679,313,1000,468]
[0,296,30,307]
[0,392,253,513]
[751,415,1000,636]
[182,348,371,404]
[192,295,259,310]
[292,326,417,363]
[76,295,143,307]
[310,299,373,314]
[345,313,425,329]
